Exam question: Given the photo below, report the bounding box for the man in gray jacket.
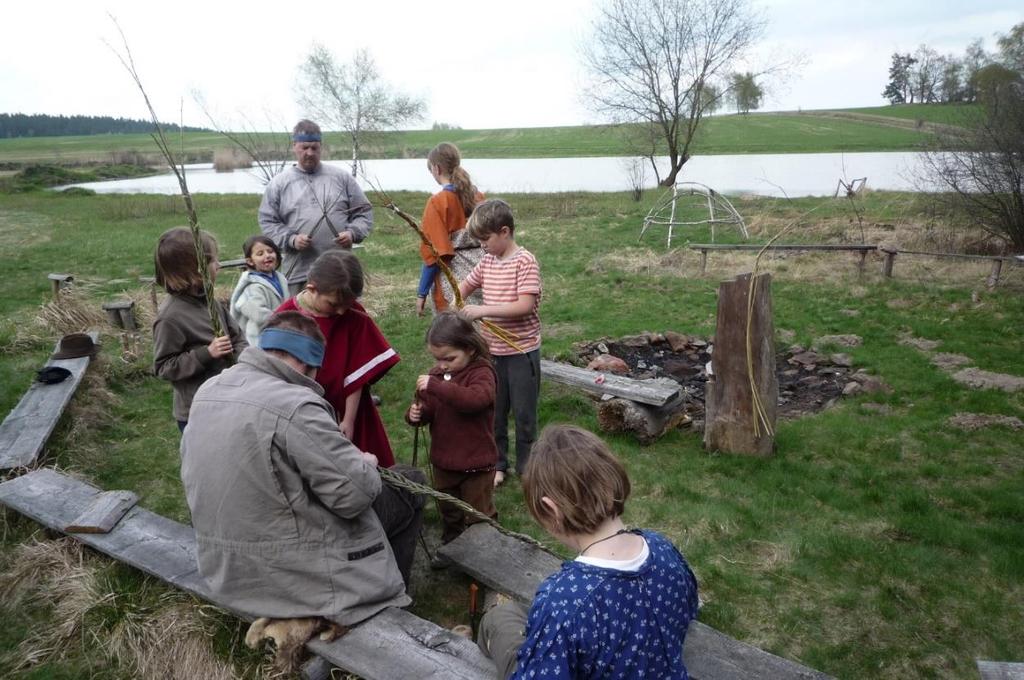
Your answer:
[180,311,422,625]
[259,119,374,296]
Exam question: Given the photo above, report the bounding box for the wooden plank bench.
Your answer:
[0,468,496,680]
[439,524,834,680]
[689,244,877,276]
[880,248,1023,288]
[0,332,99,471]
[540,359,688,441]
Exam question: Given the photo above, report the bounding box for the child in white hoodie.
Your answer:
[230,235,290,347]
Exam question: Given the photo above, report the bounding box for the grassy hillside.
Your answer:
[837,103,983,126]
[0,188,1021,678]
[0,109,943,167]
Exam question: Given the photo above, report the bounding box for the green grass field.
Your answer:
[0,104,955,167]
[835,103,984,126]
[0,187,1022,678]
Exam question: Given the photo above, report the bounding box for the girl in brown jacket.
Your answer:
[406,311,498,552]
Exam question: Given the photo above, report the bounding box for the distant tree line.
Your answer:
[0,113,210,138]
[883,22,1024,105]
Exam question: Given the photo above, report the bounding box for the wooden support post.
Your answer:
[987,259,1003,289]
[700,249,709,275]
[102,300,137,331]
[881,248,897,278]
[48,273,73,298]
[704,272,777,456]
[857,249,868,277]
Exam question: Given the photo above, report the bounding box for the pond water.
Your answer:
[63,152,938,197]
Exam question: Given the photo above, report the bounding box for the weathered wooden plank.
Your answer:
[439,523,562,603]
[0,469,212,599]
[690,244,877,252]
[440,524,833,680]
[540,359,680,406]
[978,660,1024,680]
[0,332,98,470]
[308,608,496,680]
[65,490,139,533]
[0,469,496,680]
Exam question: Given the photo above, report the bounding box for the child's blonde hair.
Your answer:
[523,425,630,536]
[426,311,491,362]
[428,142,479,218]
[155,227,218,295]
[307,250,364,301]
[467,198,515,239]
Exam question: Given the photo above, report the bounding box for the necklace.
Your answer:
[578,528,632,557]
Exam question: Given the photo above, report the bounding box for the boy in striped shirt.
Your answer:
[459,199,542,488]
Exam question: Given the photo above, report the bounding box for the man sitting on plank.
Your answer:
[180,311,423,632]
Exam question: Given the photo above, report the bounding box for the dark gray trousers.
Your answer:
[371,464,425,588]
[493,349,541,475]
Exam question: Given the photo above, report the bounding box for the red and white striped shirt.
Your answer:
[464,247,542,356]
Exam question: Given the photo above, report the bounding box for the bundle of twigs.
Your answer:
[363,178,524,352]
[107,18,225,342]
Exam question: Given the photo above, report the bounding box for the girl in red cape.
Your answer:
[277,250,399,467]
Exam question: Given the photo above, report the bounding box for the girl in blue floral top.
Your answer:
[477,424,700,679]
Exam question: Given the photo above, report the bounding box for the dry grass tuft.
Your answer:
[106,599,242,680]
[23,288,106,342]
[0,537,102,668]
[0,537,255,679]
[586,248,698,277]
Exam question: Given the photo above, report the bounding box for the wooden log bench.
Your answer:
[880,249,1023,289]
[439,524,834,680]
[689,244,877,276]
[0,331,99,471]
[540,359,689,442]
[47,272,74,298]
[0,468,496,680]
[102,299,138,331]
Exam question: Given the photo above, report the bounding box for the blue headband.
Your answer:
[293,132,322,143]
[259,328,325,368]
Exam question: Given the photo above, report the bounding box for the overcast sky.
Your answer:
[1,1,1020,131]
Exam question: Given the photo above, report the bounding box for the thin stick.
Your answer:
[105,17,225,343]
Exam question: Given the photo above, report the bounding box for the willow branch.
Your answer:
[362,177,525,352]
[105,16,226,344]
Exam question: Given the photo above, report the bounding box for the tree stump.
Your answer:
[704,272,777,456]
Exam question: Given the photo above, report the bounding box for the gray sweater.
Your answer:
[258,163,373,285]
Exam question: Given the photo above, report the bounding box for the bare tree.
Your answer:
[962,39,990,103]
[911,44,942,103]
[921,80,1024,250]
[581,0,768,186]
[997,21,1024,73]
[296,44,425,177]
[192,92,291,185]
[938,55,964,103]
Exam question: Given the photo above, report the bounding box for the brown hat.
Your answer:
[52,333,98,360]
